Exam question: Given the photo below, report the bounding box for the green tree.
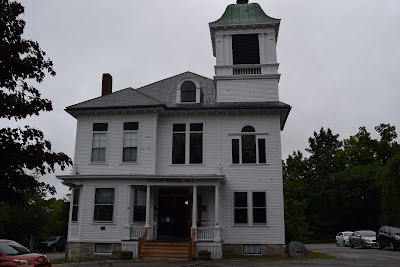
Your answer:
[0,0,72,205]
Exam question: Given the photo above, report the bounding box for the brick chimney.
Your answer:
[102,73,112,96]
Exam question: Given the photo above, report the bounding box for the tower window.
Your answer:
[232,34,260,65]
[180,81,196,102]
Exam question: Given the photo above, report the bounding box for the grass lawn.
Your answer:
[221,251,336,261]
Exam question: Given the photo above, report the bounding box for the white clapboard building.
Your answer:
[58,0,291,260]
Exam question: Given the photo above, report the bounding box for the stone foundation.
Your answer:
[67,242,122,261]
[223,244,286,256]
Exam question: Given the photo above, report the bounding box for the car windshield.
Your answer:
[343,232,353,236]
[47,236,58,242]
[390,227,400,233]
[0,241,30,256]
[360,230,376,237]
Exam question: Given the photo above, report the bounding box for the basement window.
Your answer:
[232,34,260,65]
[243,244,261,255]
[95,243,112,254]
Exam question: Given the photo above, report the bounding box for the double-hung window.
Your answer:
[232,126,267,164]
[91,123,108,162]
[234,191,267,225]
[94,188,114,222]
[123,122,139,162]
[133,187,146,222]
[172,123,203,164]
[71,188,80,223]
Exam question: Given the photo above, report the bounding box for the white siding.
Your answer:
[216,79,279,102]
[74,113,157,175]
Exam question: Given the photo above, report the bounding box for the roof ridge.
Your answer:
[134,88,165,105]
[136,71,212,92]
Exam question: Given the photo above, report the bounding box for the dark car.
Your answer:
[349,230,377,248]
[376,225,400,251]
[39,236,66,252]
[0,239,52,266]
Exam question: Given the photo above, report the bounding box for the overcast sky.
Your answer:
[4,0,400,199]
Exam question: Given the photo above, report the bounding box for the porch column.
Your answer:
[214,185,221,242]
[123,185,132,240]
[192,185,197,229]
[145,185,151,228]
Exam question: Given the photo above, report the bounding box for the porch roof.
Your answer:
[57,174,227,186]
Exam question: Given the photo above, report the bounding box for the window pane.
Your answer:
[72,206,78,222]
[93,123,108,131]
[95,188,114,204]
[235,209,247,223]
[234,192,247,207]
[258,139,266,163]
[173,124,186,132]
[253,192,266,207]
[133,206,146,222]
[123,147,137,162]
[181,91,196,102]
[241,125,255,132]
[172,133,185,164]
[242,135,256,163]
[92,148,105,162]
[94,205,113,221]
[190,123,203,131]
[124,122,138,130]
[135,188,146,206]
[73,189,80,205]
[232,139,239,164]
[123,132,138,147]
[253,208,266,223]
[190,133,203,164]
[95,243,111,253]
[181,81,196,92]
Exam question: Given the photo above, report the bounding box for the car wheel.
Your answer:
[343,241,346,246]
[377,242,382,250]
[361,242,365,249]
[390,242,396,251]
[350,241,354,248]
[336,240,339,246]
[52,246,57,252]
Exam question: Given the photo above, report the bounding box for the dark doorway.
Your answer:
[157,188,190,240]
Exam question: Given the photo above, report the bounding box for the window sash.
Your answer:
[72,189,80,222]
[94,188,114,222]
[234,191,267,225]
[232,136,266,164]
[234,192,248,224]
[243,245,261,255]
[92,132,107,162]
[95,243,112,253]
[172,123,203,164]
[133,188,146,222]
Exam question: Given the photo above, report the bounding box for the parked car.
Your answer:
[349,230,377,248]
[39,236,66,252]
[336,231,353,246]
[376,225,400,251]
[0,239,52,266]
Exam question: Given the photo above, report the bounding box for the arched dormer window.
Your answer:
[232,125,267,164]
[176,79,201,103]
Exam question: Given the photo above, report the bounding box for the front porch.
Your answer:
[121,179,224,260]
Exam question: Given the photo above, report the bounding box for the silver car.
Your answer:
[349,230,377,248]
[336,231,353,246]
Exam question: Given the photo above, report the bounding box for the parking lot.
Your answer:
[51,243,400,267]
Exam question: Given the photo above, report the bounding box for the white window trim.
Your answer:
[93,187,116,223]
[232,190,269,226]
[230,133,268,165]
[176,79,201,104]
[71,187,81,224]
[242,244,262,255]
[90,121,110,164]
[171,122,205,165]
[121,121,140,164]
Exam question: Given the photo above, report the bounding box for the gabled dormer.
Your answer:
[209,0,281,103]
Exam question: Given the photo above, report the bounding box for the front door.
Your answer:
[157,189,189,240]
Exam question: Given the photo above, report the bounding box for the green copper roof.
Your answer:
[210,3,280,26]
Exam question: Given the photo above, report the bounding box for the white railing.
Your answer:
[130,226,146,240]
[196,227,214,241]
[233,67,261,75]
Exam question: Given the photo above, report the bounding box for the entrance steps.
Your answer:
[139,241,193,261]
